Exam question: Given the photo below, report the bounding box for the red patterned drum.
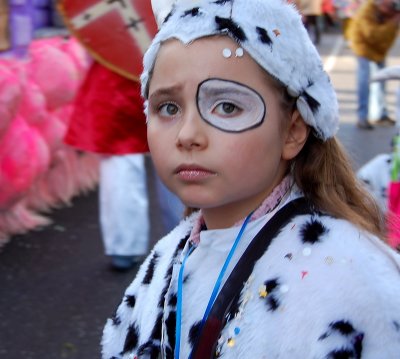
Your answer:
[59,0,158,80]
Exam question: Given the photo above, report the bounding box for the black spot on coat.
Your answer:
[265,278,279,292]
[125,294,136,308]
[168,293,178,307]
[353,334,364,358]
[150,313,163,340]
[266,294,280,311]
[122,323,140,354]
[137,340,160,359]
[111,313,121,326]
[142,252,160,285]
[319,320,355,340]
[319,320,363,359]
[176,234,190,254]
[157,237,187,308]
[262,278,281,312]
[158,235,189,308]
[165,346,174,359]
[165,311,177,351]
[326,349,355,359]
[300,218,327,244]
[330,320,356,335]
[188,320,202,347]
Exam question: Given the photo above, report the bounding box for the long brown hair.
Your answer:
[293,134,386,240]
[272,73,387,241]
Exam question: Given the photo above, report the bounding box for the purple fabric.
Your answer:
[10,0,29,5]
[8,1,33,57]
[33,8,51,28]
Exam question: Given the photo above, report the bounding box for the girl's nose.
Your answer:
[175,108,208,150]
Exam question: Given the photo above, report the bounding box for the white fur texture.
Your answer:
[151,0,175,27]
[102,199,400,359]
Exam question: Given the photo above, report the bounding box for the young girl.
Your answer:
[101,0,400,358]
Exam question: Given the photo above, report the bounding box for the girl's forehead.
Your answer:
[150,37,270,92]
[157,36,243,60]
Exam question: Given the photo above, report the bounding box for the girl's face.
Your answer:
[147,36,305,229]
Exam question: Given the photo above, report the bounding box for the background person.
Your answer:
[349,0,400,129]
[65,61,183,270]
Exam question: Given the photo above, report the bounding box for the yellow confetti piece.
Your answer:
[259,285,268,298]
[227,338,235,347]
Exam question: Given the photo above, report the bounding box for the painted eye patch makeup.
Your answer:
[196,78,266,132]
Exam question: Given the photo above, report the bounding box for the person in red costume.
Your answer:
[65,61,149,155]
[65,60,183,270]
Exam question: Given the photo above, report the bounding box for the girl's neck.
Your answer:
[190,176,292,244]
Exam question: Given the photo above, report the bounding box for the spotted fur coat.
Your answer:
[102,199,400,359]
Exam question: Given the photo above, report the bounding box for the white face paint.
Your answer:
[196,78,266,132]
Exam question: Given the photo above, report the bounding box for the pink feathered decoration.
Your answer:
[34,113,67,152]
[58,37,92,76]
[0,116,50,210]
[26,39,81,110]
[19,79,48,125]
[0,36,98,245]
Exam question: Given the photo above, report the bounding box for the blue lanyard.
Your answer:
[175,212,253,359]
[175,244,196,359]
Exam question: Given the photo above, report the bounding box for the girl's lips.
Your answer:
[175,165,216,181]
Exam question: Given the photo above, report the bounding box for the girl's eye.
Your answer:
[159,102,179,116]
[213,102,241,117]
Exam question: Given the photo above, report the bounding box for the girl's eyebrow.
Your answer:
[148,84,183,100]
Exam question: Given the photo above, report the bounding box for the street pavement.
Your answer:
[1,29,399,359]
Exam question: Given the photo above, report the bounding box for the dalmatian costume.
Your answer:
[102,182,400,359]
[102,0,400,357]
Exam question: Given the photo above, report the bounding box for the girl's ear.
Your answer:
[282,109,310,161]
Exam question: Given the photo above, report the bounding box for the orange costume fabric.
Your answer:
[64,61,149,155]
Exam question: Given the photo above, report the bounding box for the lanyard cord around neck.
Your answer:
[175,211,254,359]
